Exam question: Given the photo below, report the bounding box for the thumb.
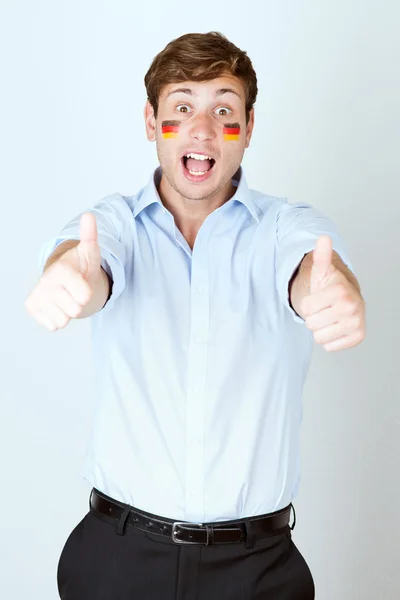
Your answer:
[77,212,101,278]
[310,235,334,294]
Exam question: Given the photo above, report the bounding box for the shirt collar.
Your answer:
[133,166,261,223]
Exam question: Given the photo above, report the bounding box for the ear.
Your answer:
[144,100,156,142]
[244,108,255,149]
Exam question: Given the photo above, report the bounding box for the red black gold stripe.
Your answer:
[162,120,180,139]
[223,123,240,141]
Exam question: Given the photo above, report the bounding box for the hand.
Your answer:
[300,236,366,352]
[25,213,102,331]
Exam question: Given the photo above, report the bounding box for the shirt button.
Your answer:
[196,285,203,294]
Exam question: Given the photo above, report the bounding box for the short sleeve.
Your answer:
[275,200,355,324]
[38,194,127,314]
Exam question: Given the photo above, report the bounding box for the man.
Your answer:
[25,31,365,599]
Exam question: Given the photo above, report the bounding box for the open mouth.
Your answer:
[181,153,216,181]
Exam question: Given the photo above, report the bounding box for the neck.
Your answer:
[157,174,236,231]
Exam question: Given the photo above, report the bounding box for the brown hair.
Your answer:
[144,32,258,124]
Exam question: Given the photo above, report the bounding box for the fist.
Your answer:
[301,235,366,352]
[25,213,102,331]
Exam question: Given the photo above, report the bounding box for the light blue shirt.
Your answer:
[39,167,353,522]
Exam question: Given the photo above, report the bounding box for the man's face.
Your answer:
[144,75,254,202]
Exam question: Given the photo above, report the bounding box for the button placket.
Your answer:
[184,245,210,521]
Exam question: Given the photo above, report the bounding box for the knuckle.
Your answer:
[38,277,55,297]
[45,320,57,332]
[313,331,322,344]
[70,307,81,318]
[82,287,93,305]
[71,280,91,306]
[349,300,358,314]
[306,318,316,331]
[344,300,356,315]
[69,305,83,318]
[52,261,73,282]
[57,315,70,329]
[357,329,365,342]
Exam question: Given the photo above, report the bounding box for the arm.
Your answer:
[275,199,358,325]
[38,197,126,318]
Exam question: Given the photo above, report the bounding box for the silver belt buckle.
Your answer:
[171,522,204,544]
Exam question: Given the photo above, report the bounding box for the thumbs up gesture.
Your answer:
[25,213,108,331]
[299,236,366,352]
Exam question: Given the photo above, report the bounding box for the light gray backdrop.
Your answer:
[1,1,399,598]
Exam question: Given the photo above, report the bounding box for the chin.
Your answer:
[176,181,219,201]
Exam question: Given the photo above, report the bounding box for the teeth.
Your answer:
[189,169,208,176]
[185,153,212,161]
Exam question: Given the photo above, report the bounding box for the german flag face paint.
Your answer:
[162,120,180,139]
[223,122,240,141]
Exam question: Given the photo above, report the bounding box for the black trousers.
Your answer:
[57,490,315,599]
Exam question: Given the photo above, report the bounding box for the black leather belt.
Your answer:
[90,488,294,545]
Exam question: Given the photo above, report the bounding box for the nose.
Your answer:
[189,114,216,143]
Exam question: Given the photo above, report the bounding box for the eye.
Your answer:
[215,106,232,116]
[176,104,191,113]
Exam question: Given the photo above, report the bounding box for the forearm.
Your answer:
[289,251,361,318]
[43,240,112,318]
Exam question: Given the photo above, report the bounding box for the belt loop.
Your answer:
[244,520,255,549]
[116,505,131,536]
[89,488,94,510]
[206,525,214,546]
[289,503,296,531]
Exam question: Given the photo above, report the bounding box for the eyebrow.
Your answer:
[166,87,241,99]
[216,88,241,99]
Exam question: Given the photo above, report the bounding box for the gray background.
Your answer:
[1,1,399,598]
